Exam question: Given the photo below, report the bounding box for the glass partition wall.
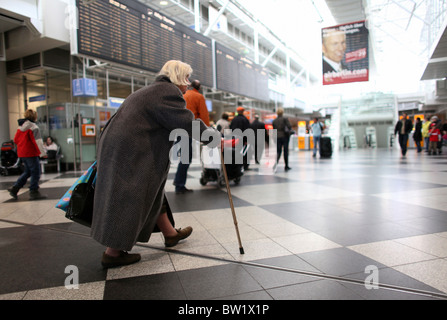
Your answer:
[31,57,149,171]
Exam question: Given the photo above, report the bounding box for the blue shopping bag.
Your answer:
[56,161,97,212]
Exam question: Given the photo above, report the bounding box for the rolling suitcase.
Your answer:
[320,137,332,158]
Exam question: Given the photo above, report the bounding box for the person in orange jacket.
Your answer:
[174,80,210,194]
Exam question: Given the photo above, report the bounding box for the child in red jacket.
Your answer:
[8,109,47,200]
[428,122,441,155]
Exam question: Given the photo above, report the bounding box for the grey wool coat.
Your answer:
[91,75,210,251]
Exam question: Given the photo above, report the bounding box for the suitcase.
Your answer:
[320,137,332,158]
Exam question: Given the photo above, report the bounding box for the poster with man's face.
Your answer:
[322,20,369,85]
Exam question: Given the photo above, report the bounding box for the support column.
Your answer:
[0,61,10,142]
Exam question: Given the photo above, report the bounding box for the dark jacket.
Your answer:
[250,119,269,143]
[394,118,413,135]
[91,75,211,251]
[230,114,250,132]
[413,121,422,142]
[272,116,292,139]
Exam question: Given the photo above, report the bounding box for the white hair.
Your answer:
[158,60,192,86]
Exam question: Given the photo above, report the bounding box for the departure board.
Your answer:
[215,43,269,101]
[76,0,213,87]
[215,43,239,94]
[76,0,268,100]
[215,42,269,102]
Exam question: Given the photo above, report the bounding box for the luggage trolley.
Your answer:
[0,141,23,176]
[199,137,246,187]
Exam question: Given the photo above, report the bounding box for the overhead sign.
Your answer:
[29,95,46,102]
[322,20,369,85]
[73,78,98,97]
[109,97,125,108]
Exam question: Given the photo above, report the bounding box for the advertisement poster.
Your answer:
[322,20,369,85]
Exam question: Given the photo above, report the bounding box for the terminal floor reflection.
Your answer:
[1,147,447,300]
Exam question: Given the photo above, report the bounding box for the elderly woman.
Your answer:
[91,60,215,268]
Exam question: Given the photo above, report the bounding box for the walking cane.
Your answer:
[219,140,245,254]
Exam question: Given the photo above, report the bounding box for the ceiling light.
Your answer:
[160,1,168,5]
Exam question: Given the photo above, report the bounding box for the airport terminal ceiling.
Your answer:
[3,0,447,109]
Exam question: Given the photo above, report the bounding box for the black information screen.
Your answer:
[77,0,213,87]
[215,42,269,101]
[76,0,268,100]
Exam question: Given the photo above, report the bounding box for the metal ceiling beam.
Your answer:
[390,0,430,26]
[204,0,230,36]
[291,68,306,86]
[261,46,278,67]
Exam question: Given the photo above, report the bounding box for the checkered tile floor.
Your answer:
[1,146,447,301]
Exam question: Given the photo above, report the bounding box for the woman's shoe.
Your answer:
[101,251,141,268]
[164,227,193,247]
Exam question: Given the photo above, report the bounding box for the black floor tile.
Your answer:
[104,272,187,300]
[213,290,273,300]
[166,189,252,212]
[0,225,106,295]
[267,279,364,300]
[314,221,427,246]
[314,177,445,195]
[242,255,322,289]
[298,247,386,277]
[54,173,81,179]
[2,187,68,203]
[395,217,447,234]
[230,174,290,186]
[342,267,444,300]
[177,264,263,300]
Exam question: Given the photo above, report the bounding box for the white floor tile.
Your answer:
[348,240,437,266]
[394,259,447,294]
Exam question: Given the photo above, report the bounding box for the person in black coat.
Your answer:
[394,112,413,156]
[230,105,251,169]
[250,114,269,164]
[272,108,292,171]
[413,117,423,153]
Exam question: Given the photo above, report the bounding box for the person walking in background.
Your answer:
[428,122,441,155]
[310,117,324,158]
[8,109,47,200]
[250,114,269,164]
[431,116,443,155]
[394,112,413,157]
[272,108,292,171]
[216,112,230,135]
[422,117,431,153]
[413,117,423,153]
[173,79,210,194]
[230,104,251,170]
[91,61,216,268]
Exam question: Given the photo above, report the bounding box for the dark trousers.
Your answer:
[398,134,409,155]
[15,156,41,190]
[415,140,422,152]
[174,138,193,190]
[276,136,289,167]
